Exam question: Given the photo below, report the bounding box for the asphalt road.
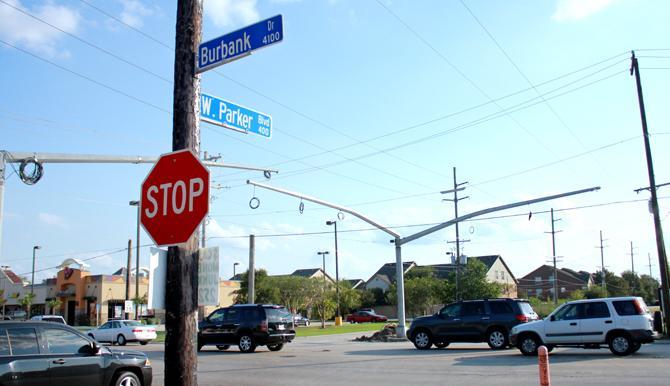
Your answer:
[135,333,670,386]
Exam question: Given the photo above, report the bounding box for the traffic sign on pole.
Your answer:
[200,93,272,138]
[196,14,283,73]
[140,150,209,246]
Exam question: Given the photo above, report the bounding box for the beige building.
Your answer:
[1,259,240,325]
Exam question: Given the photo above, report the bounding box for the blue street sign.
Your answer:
[200,93,272,138]
[197,14,283,73]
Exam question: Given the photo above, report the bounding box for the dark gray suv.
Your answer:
[407,298,538,350]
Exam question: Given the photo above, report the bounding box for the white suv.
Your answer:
[509,297,659,356]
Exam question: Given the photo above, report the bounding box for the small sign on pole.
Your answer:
[124,300,134,314]
[200,93,272,138]
[197,14,283,73]
[198,247,220,306]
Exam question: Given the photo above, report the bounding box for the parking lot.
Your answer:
[136,333,670,386]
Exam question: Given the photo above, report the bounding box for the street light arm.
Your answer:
[398,186,601,246]
[246,180,400,238]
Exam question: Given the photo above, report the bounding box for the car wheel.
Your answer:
[238,334,256,353]
[487,329,509,350]
[434,342,449,349]
[113,371,140,386]
[609,333,633,356]
[216,345,230,351]
[116,334,127,346]
[268,343,284,352]
[630,342,641,354]
[412,330,433,350]
[519,334,540,356]
[139,341,148,346]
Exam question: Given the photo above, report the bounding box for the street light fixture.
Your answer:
[31,245,41,297]
[129,200,140,320]
[233,262,240,277]
[317,251,329,277]
[326,220,341,320]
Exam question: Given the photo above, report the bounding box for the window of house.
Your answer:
[535,288,542,297]
[534,276,542,283]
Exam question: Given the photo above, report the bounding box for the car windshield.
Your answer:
[123,321,143,327]
[266,307,292,322]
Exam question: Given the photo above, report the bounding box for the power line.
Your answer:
[77,0,173,50]
[375,0,588,178]
[218,68,626,188]
[0,39,171,114]
[0,0,172,84]
[459,0,615,181]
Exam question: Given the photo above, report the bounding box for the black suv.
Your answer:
[407,298,538,350]
[0,321,152,386]
[198,304,295,353]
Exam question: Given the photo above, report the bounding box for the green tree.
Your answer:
[357,289,377,308]
[19,293,35,317]
[638,274,660,304]
[593,270,631,297]
[447,259,502,301]
[47,298,62,315]
[233,269,278,304]
[387,276,442,317]
[308,278,336,328]
[336,281,361,315]
[584,286,608,299]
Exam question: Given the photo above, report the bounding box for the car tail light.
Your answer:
[633,299,645,315]
[515,314,528,323]
[260,320,268,332]
[132,329,143,333]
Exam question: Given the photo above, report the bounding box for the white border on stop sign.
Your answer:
[139,149,210,247]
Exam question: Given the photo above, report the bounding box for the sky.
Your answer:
[1,0,669,287]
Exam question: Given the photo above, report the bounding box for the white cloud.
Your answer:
[551,0,616,22]
[38,212,69,230]
[118,0,154,28]
[0,0,80,58]
[204,0,259,28]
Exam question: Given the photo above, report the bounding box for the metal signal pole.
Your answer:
[631,51,670,335]
[166,1,202,385]
[597,231,607,290]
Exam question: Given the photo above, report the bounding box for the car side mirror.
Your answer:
[84,342,101,355]
[550,315,555,322]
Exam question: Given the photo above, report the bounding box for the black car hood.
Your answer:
[411,314,439,324]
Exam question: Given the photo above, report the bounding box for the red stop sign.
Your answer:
[140,149,210,246]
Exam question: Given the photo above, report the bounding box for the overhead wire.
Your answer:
[374,0,591,187]
[459,0,617,182]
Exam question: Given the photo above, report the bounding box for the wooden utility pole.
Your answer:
[631,51,670,335]
[545,209,562,305]
[165,1,202,385]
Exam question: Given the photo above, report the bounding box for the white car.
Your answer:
[30,315,67,324]
[510,296,659,356]
[88,319,157,346]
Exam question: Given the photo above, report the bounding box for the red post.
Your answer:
[538,345,551,386]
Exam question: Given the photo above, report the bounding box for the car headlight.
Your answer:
[145,358,151,366]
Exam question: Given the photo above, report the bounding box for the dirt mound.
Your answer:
[353,324,397,342]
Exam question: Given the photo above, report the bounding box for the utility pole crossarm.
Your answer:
[399,186,601,246]
[246,180,400,238]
